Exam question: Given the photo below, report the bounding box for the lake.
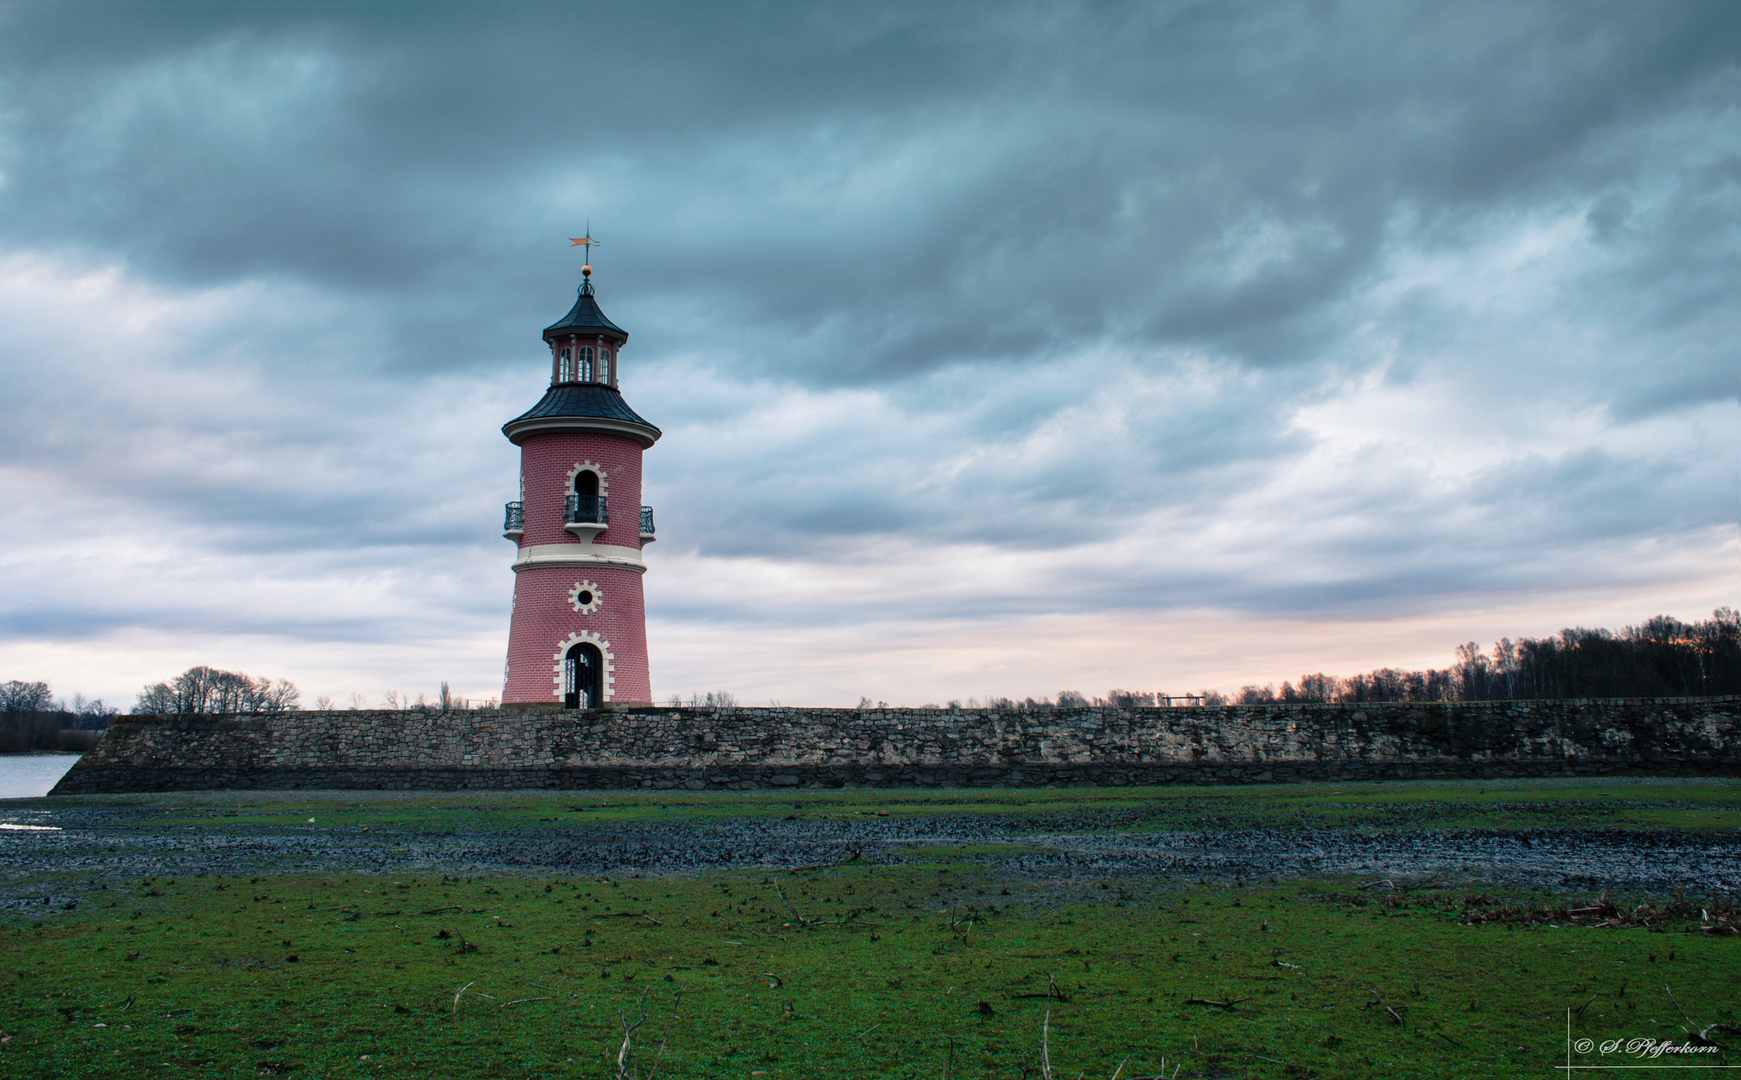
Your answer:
[0,754,83,799]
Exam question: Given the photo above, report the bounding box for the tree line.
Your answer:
[0,681,119,752]
[1229,608,1741,705]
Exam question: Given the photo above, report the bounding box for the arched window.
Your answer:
[577,346,594,382]
[567,468,603,525]
[559,346,572,382]
[600,348,612,385]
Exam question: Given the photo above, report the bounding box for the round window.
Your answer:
[569,580,603,613]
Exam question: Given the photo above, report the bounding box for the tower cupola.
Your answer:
[539,267,631,392]
[505,268,660,449]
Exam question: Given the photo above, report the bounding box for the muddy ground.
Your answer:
[1,799,1737,902]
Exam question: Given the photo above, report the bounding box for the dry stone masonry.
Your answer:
[48,696,1740,794]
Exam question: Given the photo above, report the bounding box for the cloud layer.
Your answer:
[1,1,1735,706]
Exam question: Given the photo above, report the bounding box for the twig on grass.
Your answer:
[616,990,649,1080]
[647,985,684,1080]
[1364,988,1404,1026]
[765,878,881,931]
[1663,982,1741,1050]
[1183,997,1249,1010]
[615,984,684,1080]
[770,880,810,927]
[501,996,552,1007]
[948,905,983,940]
[451,981,475,1016]
[1040,1002,1054,1080]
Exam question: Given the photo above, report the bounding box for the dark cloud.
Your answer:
[3,1,1735,377]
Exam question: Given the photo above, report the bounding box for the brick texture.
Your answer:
[505,431,653,704]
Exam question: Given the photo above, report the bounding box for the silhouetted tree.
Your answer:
[1255,608,1741,706]
[135,666,300,715]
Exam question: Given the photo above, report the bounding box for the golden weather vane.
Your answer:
[568,221,601,276]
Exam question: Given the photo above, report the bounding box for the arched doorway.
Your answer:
[563,642,604,709]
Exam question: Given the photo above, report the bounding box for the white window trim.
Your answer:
[551,630,615,702]
[565,461,609,496]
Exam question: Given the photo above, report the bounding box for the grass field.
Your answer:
[3,779,1737,1078]
[42,776,1741,831]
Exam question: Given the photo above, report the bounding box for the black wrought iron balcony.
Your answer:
[503,501,524,537]
[640,505,655,537]
[564,493,608,525]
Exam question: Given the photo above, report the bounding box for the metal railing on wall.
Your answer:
[564,494,608,524]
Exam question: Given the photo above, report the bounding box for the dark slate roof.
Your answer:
[503,383,660,437]
[542,281,627,341]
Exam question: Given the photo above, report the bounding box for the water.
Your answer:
[0,754,82,799]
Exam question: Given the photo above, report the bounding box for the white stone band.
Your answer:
[513,542,647,573]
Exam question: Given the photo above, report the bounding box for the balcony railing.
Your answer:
[564,493,608,525]
[503,501,524,534]
[640,506,655,536]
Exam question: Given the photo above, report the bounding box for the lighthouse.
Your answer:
[500,251,659,706]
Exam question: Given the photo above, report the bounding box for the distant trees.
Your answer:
[135,666,301,715]
[0,680,118,752]
[0,681,55,714]
[1232,608,1741,705]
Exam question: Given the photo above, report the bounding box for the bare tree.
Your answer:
[135,666,301,715]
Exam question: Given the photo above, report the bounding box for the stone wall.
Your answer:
[47,696,1741,794]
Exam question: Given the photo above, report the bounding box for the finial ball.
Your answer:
[581,264,592,277]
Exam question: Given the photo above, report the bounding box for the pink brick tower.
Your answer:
[500,260,660,706]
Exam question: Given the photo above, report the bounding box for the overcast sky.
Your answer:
[0,1,1735,709]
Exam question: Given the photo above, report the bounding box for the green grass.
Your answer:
[48,775,1741,833]
[3,867,1737,1079]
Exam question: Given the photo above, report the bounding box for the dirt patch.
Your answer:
[0,804,1737,897]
